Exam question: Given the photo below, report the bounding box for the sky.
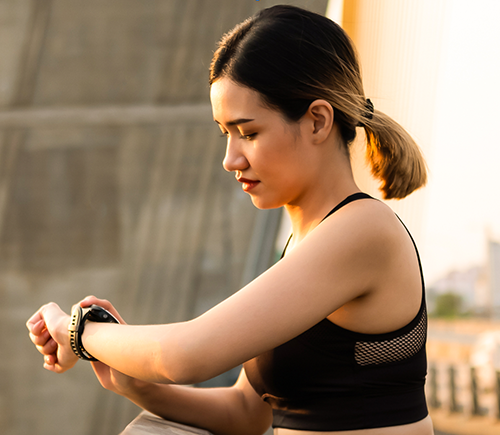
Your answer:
[420,0,500,282]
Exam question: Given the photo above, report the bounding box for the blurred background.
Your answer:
[0,0,499,434]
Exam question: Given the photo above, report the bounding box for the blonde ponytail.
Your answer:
[362,110,427,200]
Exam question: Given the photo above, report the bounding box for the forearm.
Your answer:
[81,308,254,385]
[123,382,268,435]
[82,322,196,384]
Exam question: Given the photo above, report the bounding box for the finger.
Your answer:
[40,302,62,319]
[44,358,74,374]
[28,319,46,336]
[36,302,65,333]
[43,337,58,354]
[79,296,126,324]
[79,295,115,311]
[36,338,58,356]
[44,354,57,366]
[26,311,44,332]
[43,361,59,372]
[29,327,52,346]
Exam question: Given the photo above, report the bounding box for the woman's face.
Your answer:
[210,78,312,209]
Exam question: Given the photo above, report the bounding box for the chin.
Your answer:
[249,195,285,210]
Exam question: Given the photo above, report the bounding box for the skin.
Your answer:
[27,78,433,435]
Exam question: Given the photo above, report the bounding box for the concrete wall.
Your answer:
[0,1,327,434]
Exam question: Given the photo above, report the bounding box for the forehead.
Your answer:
[210,78,267,122]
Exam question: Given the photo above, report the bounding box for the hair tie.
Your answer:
[357,99,374,127]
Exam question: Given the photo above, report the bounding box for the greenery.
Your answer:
[431,292,467,318]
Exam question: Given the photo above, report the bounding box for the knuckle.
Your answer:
[43,302,58,312]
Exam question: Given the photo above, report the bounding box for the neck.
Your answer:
[282,128,361,250]
[284,179,361,249]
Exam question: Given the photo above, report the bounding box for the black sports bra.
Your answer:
[243,193,428,431]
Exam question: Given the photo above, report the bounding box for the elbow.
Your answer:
[157,353,215,386]
[157,359,199,385]
[155,323,217,385]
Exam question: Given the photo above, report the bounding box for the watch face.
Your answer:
[87,305,119,324]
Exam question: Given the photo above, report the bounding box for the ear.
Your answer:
[304,100,334,144]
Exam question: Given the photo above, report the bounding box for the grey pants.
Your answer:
[120,411,213,435]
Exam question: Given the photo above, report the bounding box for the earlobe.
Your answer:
[307,100,334,143]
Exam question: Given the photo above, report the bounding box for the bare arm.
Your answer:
[79,200,395,384]
[118,369,272,435]
[29,200,409,384]
[28,298,271,435]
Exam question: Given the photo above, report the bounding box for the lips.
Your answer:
[237,177,260,192]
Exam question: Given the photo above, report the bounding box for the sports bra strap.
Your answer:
[281,192,374,258]
[321,192,374,222]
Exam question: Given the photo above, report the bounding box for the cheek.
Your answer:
[273,149,303,174]
[254,133,301,176]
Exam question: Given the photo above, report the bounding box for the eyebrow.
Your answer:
[215,118,255,127]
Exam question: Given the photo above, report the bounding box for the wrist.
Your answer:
[68,305,119,361]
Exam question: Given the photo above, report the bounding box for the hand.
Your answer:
[91,360,152,398]
[26,303,79,373]
[77,295,127,324]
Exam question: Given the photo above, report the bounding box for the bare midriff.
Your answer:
[274,415,434,435]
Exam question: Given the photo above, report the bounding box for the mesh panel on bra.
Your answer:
[354,307,427,366]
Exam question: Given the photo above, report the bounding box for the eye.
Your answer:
[240,133,257,141]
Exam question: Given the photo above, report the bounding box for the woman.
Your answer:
[27,5,433,435]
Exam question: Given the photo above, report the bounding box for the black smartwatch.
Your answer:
[68,304,119,361]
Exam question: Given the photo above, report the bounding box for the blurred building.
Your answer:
[424,238,500,318]
[427,266,485,314]
[486,240,500,318]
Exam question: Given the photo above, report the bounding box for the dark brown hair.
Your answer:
[210,5,426,199]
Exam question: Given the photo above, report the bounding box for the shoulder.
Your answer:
[313,197,403,256]
[183,199,411,367]
[288,197,408,293]
[331,196,400,230]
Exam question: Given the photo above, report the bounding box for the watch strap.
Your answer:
[69,305,119,361]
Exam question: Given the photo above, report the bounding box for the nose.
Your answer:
[222,137,249,173]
